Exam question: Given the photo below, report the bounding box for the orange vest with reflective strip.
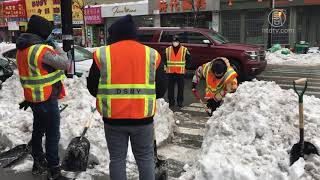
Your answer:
[166,46,187,74]
[93,40,161,119]
[202,58,237,100]
[17,44,66,103]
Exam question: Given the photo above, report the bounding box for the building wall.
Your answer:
[220,0,320,47]
[85,0,143,5]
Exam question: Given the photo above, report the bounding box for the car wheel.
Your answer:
[229,59,243,82]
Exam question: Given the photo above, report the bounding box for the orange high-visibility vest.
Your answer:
[93,40,161,119]
[202,58,237,101]
[166,46,187,74]
[16,44,66,103]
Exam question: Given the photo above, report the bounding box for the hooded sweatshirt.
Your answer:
[86,15,167,125]
[16,33,69,99]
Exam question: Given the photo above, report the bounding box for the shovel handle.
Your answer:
[80,107,96,139]
[294,78,307,85]
[192,90,212,116]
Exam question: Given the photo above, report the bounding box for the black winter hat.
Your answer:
[26,15,53,40]
[212,59,227,75]
[172,35,180,42]
[108,14,137,44]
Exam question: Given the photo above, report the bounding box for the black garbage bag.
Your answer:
[62,136,90,172]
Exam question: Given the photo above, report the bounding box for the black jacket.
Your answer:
[86,15,167,126]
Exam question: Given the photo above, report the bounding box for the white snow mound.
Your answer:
[0,72,175,177]
[266,50,320,66]
[180,80,320,180]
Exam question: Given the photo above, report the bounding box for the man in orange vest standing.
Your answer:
[16,15,70,180]
[86,15,167,180]
[164,35,191,108]
[192,57,238,115]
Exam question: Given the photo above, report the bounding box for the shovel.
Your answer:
[62,106,96,172]
[192,90,212,116]
[0,104,68,168]
[154,125,168,180]
[290,78,319,165]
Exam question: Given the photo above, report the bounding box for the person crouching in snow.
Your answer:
[192,57,238,115]
[16,15,70,180]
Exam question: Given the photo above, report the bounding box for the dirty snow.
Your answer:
[180,80,320,180]
[0,72,175,178]
[266,49,320,66]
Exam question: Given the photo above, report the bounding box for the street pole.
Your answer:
[61,0,75,78]
[267,0,274,49]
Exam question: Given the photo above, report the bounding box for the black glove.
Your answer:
[19,100,31,111]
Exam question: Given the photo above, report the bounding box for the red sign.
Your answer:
[3,0,26,18]
[159,0,207,13]
[84,6,102,25]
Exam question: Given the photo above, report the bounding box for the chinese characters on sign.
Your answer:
[25,0,54,21]
[3,0,27,18]
[84,7,102,25]
[159,0,207,13]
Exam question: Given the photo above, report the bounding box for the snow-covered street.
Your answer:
[1,69,320,179]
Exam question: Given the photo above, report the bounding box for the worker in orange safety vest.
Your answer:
[16,15,70,180]
[163,35,191,108]
[192,57,238,115]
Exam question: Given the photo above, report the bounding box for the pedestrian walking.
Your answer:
[16,15,70,180]
[86,14,167,180]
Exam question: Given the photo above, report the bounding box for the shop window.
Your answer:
[221,11,241,43]
[137,30,156,42]
[160,31,187,43]
[185,32,209,44]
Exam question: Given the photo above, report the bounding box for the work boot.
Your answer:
[32,154,47,175]
[177,103,183,108]
[47,166,70,180]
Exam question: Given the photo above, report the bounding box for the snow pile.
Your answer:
[266,50,320,66]
[0,72,175,177]
[180,80,320,180]
[307,47,320,54]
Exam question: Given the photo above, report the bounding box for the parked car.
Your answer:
[0,44,93,77]
[0,57,14,89]
[137,27,267,81]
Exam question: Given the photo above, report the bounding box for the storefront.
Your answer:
[84,6,104,47]
[101,1,154,33]
[3,0,27,43]
[156,0,218,29]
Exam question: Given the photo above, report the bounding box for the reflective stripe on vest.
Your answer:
[95,45,157,118]
[166,46,187,74]
[19,44,65,102]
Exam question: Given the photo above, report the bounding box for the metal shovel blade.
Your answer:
[155,156,168,180]
[0,144,30,168]
[62,136,90,172]
[290,141,319,165]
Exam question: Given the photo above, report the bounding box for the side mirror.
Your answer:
[203,39,212,45]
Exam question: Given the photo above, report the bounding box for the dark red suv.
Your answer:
[137,27,267,81]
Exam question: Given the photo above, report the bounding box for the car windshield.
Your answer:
[207,31,229,44]
[74,46,92,62]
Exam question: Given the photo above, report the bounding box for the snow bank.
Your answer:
[0,43,15,54]
[266,50,320,66]
[0,72,175,177]
[180,80,320,180]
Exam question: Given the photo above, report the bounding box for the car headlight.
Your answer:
[245,51,258,60]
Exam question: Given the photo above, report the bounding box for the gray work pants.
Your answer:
[104,123,155,180]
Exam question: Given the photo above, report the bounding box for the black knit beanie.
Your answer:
[212,60,227,75]
[108,14,137,44]
[26,15,53,40]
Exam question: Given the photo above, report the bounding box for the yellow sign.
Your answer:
[26,0,54,21]
[72,0,84,24]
